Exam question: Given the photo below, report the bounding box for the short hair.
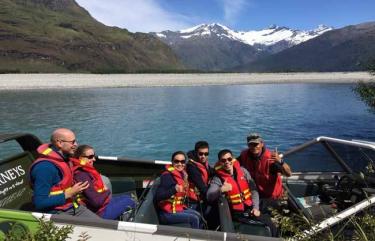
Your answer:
[74,144,94,158]
[194,141,209,151]
[171,151,186,162]
[217,149,232,160]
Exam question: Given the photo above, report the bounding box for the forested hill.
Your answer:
[0,0,183,73]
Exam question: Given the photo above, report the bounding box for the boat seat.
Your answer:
[218,195,271,236]
[0,151,35,211]
[134,178,160,224]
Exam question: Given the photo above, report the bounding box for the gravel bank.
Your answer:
[0,72,374,90]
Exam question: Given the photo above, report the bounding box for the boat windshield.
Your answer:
[284,138,375,175]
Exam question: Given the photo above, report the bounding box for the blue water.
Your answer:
[0,83,374,163]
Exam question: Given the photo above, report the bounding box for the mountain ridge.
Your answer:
[237,21,375,72]
[152,23,332,71]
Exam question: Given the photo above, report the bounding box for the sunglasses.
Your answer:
[173,159,186,164]
[220,157,233,163]
[198,152,209,156]
[60,139,77,145]
[82,154,96,159]
[248,142,260,147]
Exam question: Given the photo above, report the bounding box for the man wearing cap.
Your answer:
[238,133,291,210]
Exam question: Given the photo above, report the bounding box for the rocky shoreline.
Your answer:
[0,72,374,90]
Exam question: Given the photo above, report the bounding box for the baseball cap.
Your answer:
[247,133,263,144]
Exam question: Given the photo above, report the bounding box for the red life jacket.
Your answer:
[158,165,187,213]
[214,159,252,212]
[71,158,111,215]
[30,143,76,210]
[239,148,283,199]
[187,159,209,202]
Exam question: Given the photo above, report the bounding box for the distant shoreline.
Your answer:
[0,72,374,90]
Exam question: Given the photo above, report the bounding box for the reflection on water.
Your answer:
[0,83,374,162]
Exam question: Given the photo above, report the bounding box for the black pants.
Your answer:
[233,211,279,237]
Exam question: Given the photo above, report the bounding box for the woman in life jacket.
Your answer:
[155,151,203,229]
[72,145,135,220]
[207,149,279,237]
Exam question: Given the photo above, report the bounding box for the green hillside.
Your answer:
[0,0,183,73]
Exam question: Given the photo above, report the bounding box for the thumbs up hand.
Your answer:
[220,179,232,193]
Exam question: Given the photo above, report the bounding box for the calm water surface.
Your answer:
[0,83,374,162]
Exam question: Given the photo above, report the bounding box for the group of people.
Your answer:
[29,127,291,237]
[29,128,135,220]
[154,134,291,237]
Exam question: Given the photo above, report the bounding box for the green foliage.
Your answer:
[3,218,90,241]
[275,207,375,241]
[354,82,375,110]
[33,219,73,241]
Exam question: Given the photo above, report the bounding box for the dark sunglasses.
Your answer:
[198,152,209,156]
[82,154,96,159]
[220,157,233,163]
[173,159,186,164]
[248,142,260,147]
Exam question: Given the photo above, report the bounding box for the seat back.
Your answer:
[0,151,35,211]
[134,178,160,224]
[218,196,235,232]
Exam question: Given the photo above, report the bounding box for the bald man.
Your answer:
[30,128,99,218]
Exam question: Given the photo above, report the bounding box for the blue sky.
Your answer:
[76,0,375,32]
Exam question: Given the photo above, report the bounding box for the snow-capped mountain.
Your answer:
[155,23,332,49]
[151,23,333,71]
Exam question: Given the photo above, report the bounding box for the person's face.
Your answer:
[197,147,209,163]
[172,154,186,172]
[57,132,77,156]
[248,141,264,155]
[80,148,96,166]
[220,152,233,172]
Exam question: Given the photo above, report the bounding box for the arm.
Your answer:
[206,176,223,203]
[270,151,292,177]
[242,168,260,210]
[155,174,177,203]
[31,162,66,211]
[75,172,110,209]
[270,161,292,177]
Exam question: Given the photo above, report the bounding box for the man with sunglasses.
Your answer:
[186,141,220,229]
[207,149,278,237]
[186,141,215,210]
[29,128,99,218]
[238,133,291,212]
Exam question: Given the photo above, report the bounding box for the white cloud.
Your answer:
[75,0,192,32]
[219,0,249,24]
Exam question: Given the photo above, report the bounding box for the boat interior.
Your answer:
[0,133,374,238]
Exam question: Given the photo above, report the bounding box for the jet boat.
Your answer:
[0,133,373,240]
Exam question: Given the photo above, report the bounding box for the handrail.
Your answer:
[97,155,171,165]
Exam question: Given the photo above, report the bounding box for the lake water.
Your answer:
[0,83,374,163]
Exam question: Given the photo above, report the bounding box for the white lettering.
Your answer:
[6,170,16,179]
[0,165,27,186]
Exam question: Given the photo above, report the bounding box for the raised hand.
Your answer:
[175,184,184,193]
[270,147,282,163]
[220,179,232,193]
